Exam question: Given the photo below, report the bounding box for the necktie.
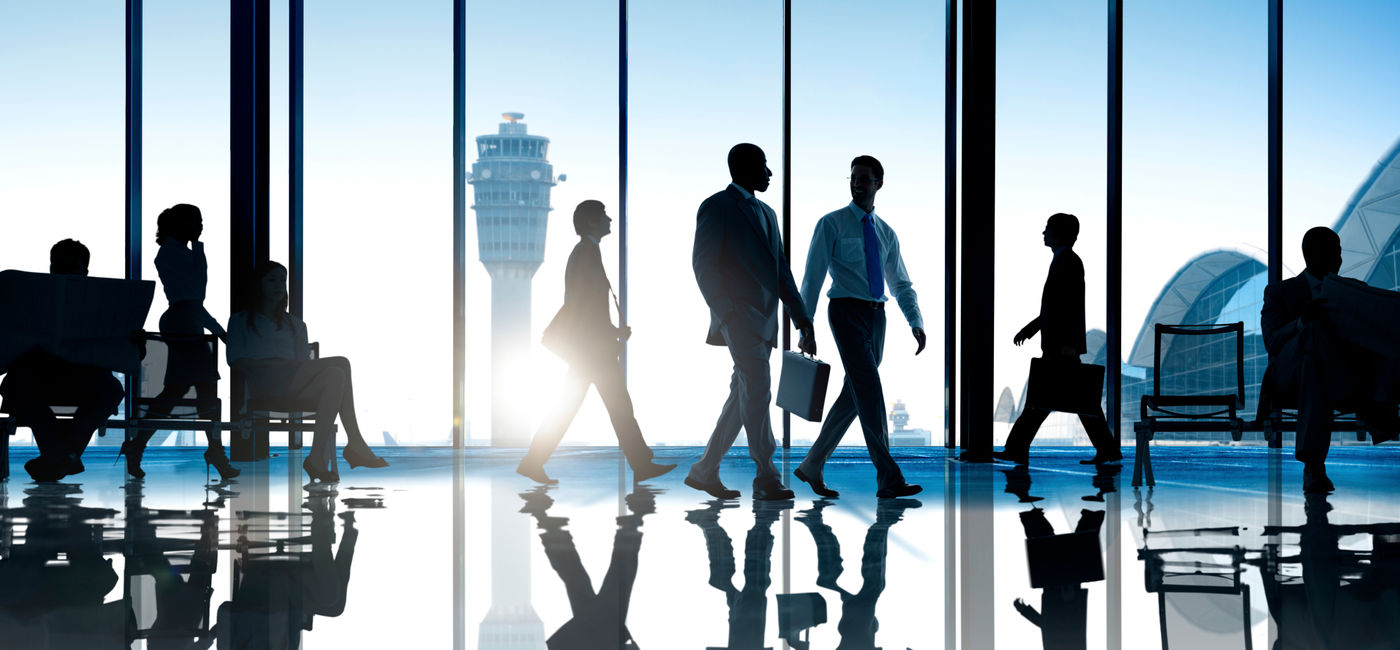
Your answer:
[862,213,883,298]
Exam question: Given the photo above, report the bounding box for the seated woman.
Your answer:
[227,261,387,483]
[123,204,238,480]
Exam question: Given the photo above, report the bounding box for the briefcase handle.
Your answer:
[789,350,824,364]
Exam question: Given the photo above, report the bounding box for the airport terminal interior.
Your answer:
[3,0,1400,648]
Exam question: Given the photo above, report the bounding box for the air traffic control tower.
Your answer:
[470,112,561,446]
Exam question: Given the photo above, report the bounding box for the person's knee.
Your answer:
[327,356,351,374]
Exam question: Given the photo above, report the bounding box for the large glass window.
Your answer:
[303,2,453,445]
[789,1,947,451]
[0,2,125,446]
[1120,0,1268,441]
[627,1,783,446]
[463,0,619,447]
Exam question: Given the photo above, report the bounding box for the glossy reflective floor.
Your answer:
[5,444,1400,648]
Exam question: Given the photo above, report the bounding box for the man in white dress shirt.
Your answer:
[792,155,923,499]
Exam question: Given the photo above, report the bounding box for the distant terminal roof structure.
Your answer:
[1332,138,1400,285]
[1128,249,1265,368]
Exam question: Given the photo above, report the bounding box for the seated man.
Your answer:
[0,240,128,482]
[1261,227,1400,494]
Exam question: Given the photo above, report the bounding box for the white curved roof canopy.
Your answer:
[1333,138,1400,283]
[1127,250,1264,368]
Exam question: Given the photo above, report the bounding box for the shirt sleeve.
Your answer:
[799,217,833,325]
[883,229,924,329]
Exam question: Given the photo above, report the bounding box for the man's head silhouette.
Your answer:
[728,143,771,193]
[850,155,884,212]
[573,199,611,239]
[1042,213,1079,250]
[1302,226,1342,277]
[50,239,90,276]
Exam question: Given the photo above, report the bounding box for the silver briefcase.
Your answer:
[777,351,831,422]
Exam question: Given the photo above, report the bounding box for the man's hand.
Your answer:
[798,325,817,356]
[1013,322,1037,346]
[912,327,927,355]
[616,325,633,341]
[1302,298,1328,324]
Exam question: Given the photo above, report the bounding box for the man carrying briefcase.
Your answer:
[791,156,924,499]
[993,213,1120,466]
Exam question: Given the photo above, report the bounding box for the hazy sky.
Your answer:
[2,0,1397,446]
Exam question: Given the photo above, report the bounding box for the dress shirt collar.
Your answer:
[583,233,601,245]
[1052,245,1070,259]
[846,201,877,222]
[729,182,755,201]
[1304,270,1326,297]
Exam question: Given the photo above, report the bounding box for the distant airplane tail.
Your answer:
[382,431,397,446]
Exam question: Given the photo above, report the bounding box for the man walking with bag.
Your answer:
[688,143,817,501]
[791,155,924,499]
[993,213,1120,466]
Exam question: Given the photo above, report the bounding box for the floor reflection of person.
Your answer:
[218,495,358,649]
[125,203,238,481]
[0,485,121,643]
[1014,507,1104,650]
[227,261,388,484]
[519,485,658,649]
[123,481,219,649]
[1262,494,1400,649]
[795,497,921,649]
[2,239,129,482]
[687,498,790,649]
[518,201,675,486]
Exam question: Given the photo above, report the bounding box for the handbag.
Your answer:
[777,351,831,422]
[542,288,625,363]
[1024,357,1105,414]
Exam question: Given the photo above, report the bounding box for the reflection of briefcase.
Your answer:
[1027,531,1104,588]
[777,351,830,422]
[1025,357,1105,414]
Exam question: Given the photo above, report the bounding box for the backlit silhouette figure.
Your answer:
[993,213,1120,466]
[227,261,387,485]
[688,143,816,501]
[518,201,674,486]
[688,498,790,649]
[125,204,238,480]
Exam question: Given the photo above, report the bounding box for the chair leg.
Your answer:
[0,417,11,480]
[1133,424,1153,488]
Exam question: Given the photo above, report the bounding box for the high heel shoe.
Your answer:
[118,440,147,479]
[302,457,339,484]
[343,445,388,469]
[204,448,242,481]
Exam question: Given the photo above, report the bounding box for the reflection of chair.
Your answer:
[1133,323,1247,488]
[777,593,827,650]
[234,342,334,459]
[1138,526,1252,650]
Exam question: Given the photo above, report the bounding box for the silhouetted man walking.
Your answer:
[993,213,1120,466]
[792,155,923,499]
[688,143,816,501]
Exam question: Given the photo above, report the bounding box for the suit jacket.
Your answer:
[1034,249,1087,356]
[692,185,812,348]
[542,238,618,367]
[1261,274,1313,359]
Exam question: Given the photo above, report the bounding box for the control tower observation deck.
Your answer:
[469,112,562,446]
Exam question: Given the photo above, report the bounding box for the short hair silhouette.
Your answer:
[50,239,90,275]
[573,200,605,236]
[156,203,202,245]
[727,143,764,177]
[1047,213,1080,245]
[1302,226,1341,264]
[851,155,884,180]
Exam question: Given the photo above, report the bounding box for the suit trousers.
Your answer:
[523,354,654,469]
[689,324,782,486]
[1004,358,1116,454]
[797,299,906,490]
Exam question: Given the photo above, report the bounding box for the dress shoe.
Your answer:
[684,476,740,499]
[1302,463,1335,494]
[992,449,1029,465]
[517,461,559,485]
[24,457,66,482]
[793,467,839,498]
[752,481,795,501]
[1078,450,1124,465]
[876,483,923,499]
[632,461,676,483]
